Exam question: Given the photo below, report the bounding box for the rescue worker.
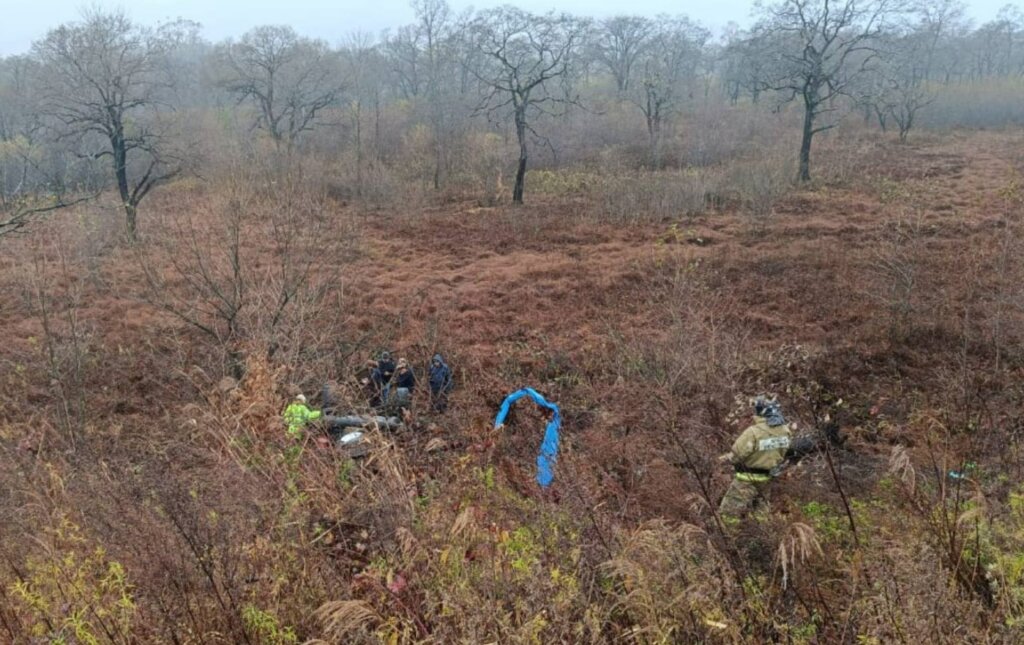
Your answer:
[283,393,322,439]
[718,397,792,518]
[428,354,453,412]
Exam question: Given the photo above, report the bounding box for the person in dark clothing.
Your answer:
[321,382,341,416]
[394,358,416,390]
[384,358,415,412]
[428,354,453,412]
[370,351,396,388]
[364,351,396,407]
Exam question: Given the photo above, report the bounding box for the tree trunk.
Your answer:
[354,101,363,197]
[433,147,442,191]
[512,105,528,205]
[124,202,138,241]
[111,128,137,241]
[432,109,444,191]
[374,91,382,164]
[798,100,815,183]
[898,112,911,143]
[645,89,662,169]
[616,72,627,94]
[647,113,661,170]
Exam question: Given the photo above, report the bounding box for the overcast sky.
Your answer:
[0,0,1016,56]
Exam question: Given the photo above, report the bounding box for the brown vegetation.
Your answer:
[3,1,1024,641]
[3,126,1024,642]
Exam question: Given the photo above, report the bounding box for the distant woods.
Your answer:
[2,0,1024,234]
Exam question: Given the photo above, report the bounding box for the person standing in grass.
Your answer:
[428,354,453,412]
[718,398,791,518]
[283,393,321,439]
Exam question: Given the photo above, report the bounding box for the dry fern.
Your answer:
[396,525,419,562]
[956,489,987,528]
[450,505,476,539]
[313,600,378,641]
[888,445,916,493]
[776,522,823,589]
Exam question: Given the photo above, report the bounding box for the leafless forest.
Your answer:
[3,0,1024,642]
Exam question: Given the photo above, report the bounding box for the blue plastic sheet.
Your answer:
[493,388,561,488]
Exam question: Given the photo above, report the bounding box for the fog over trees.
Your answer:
[2,0,1023,235]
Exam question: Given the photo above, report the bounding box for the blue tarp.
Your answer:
[493,387,561,488]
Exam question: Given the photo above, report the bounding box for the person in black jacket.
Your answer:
[388,358,416,411]
[364,351,396,407]
[428,354,453,412]
[370,351,396,387]
[395,358,416,389]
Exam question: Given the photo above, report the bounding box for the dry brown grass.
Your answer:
[5,129,1024,642]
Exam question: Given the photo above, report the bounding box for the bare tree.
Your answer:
[0,56,100,237]
[593,16,656,94]
[851,67,894,131]
[386,24,425,100]
[872,35,936,141]
[414,0,468,190]
[721,25,772,105]
[983,5,1024,77]
[468,7,587,204]
[910,0,967,82]
[158,19,210,108]
[0,56,44,207]
[382,0,469,190]
[630,17,708,168]
[0,58,41,141]
[217,26,343,148]
[136,169,342,376]
[32,9,184,241]
[0,195,94,238]
[341,34,388,196]
[751,0,906,182]
[888,81,933,141]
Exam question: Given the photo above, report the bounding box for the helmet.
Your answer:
[753,397,779,417]
[296,393,307,404]
[754,396,787,427]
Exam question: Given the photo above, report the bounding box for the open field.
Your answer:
[3,127,1024,642]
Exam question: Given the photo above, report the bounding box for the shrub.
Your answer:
[7,516,137,644]
[595,168,725,222]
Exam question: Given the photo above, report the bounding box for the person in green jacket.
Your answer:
[718,397,792,518]
[283,394,321,439]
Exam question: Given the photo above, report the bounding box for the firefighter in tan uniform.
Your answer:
[718,398,792,518]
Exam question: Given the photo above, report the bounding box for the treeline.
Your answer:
[1,0,1022,238]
